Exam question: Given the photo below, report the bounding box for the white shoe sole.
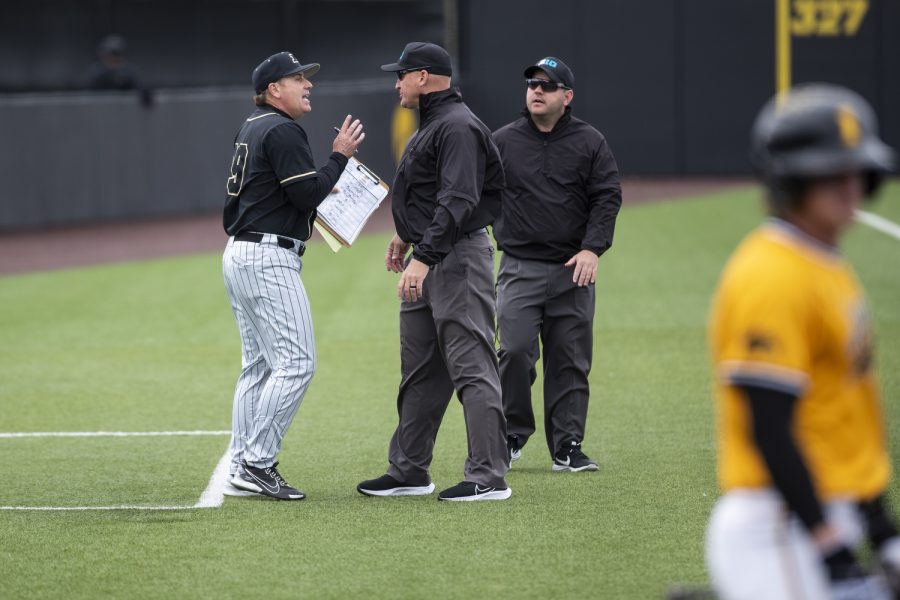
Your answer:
[552,463,599,472]
[358,483,436,497]
[231,476,263,493]
[510,450,522,463]
[231,476,305,500]
[223,484,261,497]
[439,487,512,502]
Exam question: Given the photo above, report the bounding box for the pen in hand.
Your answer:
[334,127,359,155]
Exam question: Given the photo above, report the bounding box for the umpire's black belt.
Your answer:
[235,232,306,256]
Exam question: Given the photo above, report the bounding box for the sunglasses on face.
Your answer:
[525,78,570,92]
[398,67,430,81]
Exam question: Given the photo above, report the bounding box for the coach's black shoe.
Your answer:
[231,462,305,500]
[508,435,522,466]
[357,474,435,497]
[553,441,599,472]
[437,481,512,502]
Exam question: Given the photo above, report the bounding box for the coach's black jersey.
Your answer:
[223,105,348,241]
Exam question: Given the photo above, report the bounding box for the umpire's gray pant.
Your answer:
[222,236,315,471]
[387,231,509,488]
[497,253,595,456]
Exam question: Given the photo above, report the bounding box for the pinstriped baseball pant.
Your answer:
[222,235,316,471]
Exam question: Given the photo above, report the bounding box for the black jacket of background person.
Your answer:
[392,88,505,266]
[223,105,348,241]
[492,107,622,263]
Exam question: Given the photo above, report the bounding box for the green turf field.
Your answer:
[1,184,898,599]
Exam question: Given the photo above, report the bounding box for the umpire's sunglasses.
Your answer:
[526,78,570,92]
[397,67,430,80]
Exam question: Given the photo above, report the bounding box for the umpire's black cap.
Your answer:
[252,52,320,93]
[380,42,452,76]
[524,57,575,89]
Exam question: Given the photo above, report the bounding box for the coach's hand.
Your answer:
[565,249,598,287]
[398,258,428,302]
[333,114,365,157]
[385,234,410,273]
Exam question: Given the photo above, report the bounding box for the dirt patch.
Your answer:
[0,178,753,276]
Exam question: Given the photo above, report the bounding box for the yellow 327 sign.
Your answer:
[791,0,869,36]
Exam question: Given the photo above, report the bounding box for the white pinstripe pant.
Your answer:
[222,235,316,471]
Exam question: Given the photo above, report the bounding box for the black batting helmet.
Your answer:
[750,83,895,199]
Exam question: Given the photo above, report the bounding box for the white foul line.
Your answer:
[856,210,900,241]
[194,446,231,508]
[0,430,230,439]
[0,505,196,511]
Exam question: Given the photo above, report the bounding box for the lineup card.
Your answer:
[315,157,389,248]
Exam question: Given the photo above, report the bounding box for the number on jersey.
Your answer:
[227,143,249,196]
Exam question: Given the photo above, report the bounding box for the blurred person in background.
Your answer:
[87,34,153,106]
[706,83,900,599]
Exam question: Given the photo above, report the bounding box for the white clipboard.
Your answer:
[314,157,390,251]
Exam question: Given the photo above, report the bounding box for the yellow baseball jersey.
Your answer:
[710,219,890,500]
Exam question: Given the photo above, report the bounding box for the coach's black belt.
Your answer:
[235,232,306,256]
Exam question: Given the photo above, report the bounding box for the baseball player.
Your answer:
[356,42,511,501]
[222,51,364,500]
[493,57,621,472]
[706,83,900,598]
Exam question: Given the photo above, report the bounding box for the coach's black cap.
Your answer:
[524,56,575,89]
[252,51,320,93]
[380,42,452,76]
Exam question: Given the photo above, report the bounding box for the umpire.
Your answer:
[222,52,364,500]
[357,42,510,502]
[493,57,622,472]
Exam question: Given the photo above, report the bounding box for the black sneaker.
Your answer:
[437,481,512,501]
[357,474,435,497]
[231,462,305,500]
[508,435,522,465]
[553,441,599,472]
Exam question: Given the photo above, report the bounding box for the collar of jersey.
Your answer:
[258,104,294,121]
[764,217,842,261]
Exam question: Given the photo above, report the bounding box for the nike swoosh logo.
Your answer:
[247,470,280,495]
[557,456,571,466]
[475,485,494,494]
